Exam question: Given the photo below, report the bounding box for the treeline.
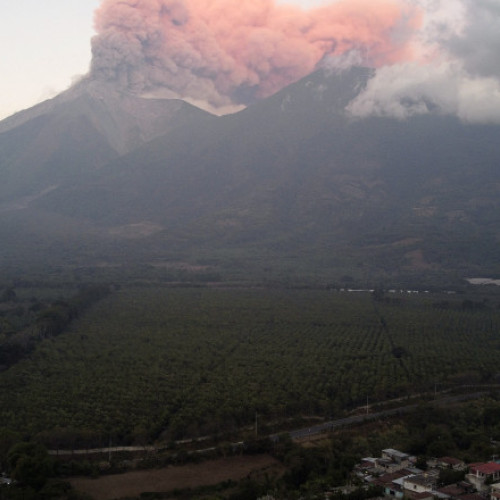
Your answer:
[0,285,111,370]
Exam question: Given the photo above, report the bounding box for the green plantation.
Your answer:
[1,286,499,446]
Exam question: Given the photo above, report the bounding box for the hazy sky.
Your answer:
[1,0,499,123]
[0,0,99,120]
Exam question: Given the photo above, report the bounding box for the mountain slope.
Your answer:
[0,79,214,204]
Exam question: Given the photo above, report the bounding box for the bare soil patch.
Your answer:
[70,454,283,500]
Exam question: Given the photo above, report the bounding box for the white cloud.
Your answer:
[346,61,500,124]
[457,76,500,123]
[346,62,458,120]
[446,0,500,79]
[346,0,500,124]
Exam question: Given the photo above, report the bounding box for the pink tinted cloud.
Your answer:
[91,0,422,106]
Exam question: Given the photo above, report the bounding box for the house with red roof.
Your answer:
[467,463,500,492]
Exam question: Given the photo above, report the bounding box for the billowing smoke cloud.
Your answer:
[90,0,421,108]
[347,0,500,124]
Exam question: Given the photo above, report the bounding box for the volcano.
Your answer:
[1,66,499,286]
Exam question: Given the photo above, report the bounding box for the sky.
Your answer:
[1,0,499,123]
[0,0,100,120]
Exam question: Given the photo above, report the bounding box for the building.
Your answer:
[491,482,500,500]
[438,457,467,471]
[382,449,411,466]
[375,470,413,499]
[436,482,475,500]
[376,449,412,473]
[403,473,439,495]
[467,463,500,492]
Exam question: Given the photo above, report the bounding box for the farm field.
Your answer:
[1,286,499,446]
[69,454,283,500]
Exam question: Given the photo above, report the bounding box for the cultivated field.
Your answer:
[70,454,283,500]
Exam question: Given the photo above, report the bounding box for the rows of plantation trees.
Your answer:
[0,287,499,448]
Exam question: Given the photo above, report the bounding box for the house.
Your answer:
[382,449,411,466]
[376,449,412,473]
[467,463,500,492]
[354,458,380,481]
[491,482,500,500]
[378,458,407,473]
[356,457,378,472]
[403,473,439,495]
[436,482,475,500]
[374,470,414,498]
[438,457,467,471]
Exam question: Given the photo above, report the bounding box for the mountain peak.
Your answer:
[0,78,213,155]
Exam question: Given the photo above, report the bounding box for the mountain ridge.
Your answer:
[0,78,214,152]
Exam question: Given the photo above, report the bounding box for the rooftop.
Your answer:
[383,448,410,459]
[411,492,434,500]
[470,463,500,475]
[439,457,465,466]
[404,474,438,488]
[457,494,484,500]
[437,485,467,497]
[375,470,413,485]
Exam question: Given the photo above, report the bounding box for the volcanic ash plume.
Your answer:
[90,0,421,108]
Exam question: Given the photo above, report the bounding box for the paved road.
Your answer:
[49,445,160,456]
[49,391,487,456]
[281,391,487,441]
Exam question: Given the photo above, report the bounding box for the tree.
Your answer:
[438,468,466,486]
[415,456,428,471]
[7,442,53,491]
[0,428,21,470]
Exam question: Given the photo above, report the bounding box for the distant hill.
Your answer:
[1,67,499,286]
